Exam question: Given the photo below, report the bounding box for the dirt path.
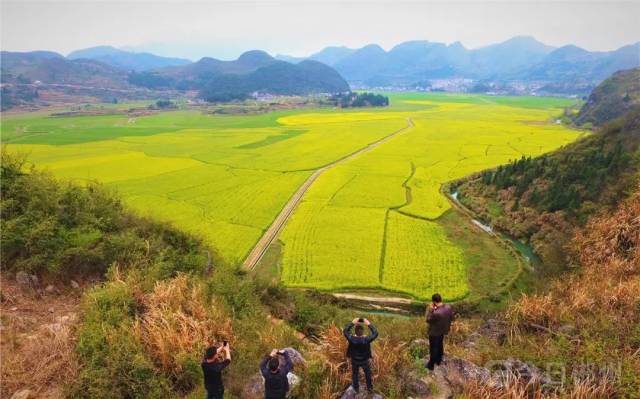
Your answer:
[242,117,414,270]
[331,293,413,305]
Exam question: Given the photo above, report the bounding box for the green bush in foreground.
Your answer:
[0,153,210,277]
[70,281,173,399]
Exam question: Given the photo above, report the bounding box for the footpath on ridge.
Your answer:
[242,117,415,270]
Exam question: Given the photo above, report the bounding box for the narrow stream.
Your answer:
[449,190,542,269]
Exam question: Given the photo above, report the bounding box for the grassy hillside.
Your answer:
[457,106,640,270]
[575,67,640,126]
[459,186,640,398]
[456,69,640,269]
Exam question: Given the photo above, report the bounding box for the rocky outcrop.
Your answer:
[419,356,550,397]
[463,319,508,351]
[403,370,432,397]
[490,358,550,387]
[340,385,384,399]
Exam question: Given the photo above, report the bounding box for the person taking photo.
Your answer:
[202,341,231,399]
[260,348,294,399]
[343,317,378,393]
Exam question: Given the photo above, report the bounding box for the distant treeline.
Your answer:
[330,92,389,108]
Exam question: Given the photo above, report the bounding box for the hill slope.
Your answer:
[1,51,129,87]
[455,72,640,269]
[67,46,191,71]
[575,67,640,126]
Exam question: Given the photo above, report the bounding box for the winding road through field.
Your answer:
[242,117,415,270]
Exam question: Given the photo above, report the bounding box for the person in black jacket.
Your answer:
[260,348,293,399]
[201,342,231,399]
[425,293,453,370]
[343,318,378,393]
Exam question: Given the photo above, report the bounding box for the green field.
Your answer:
[1,93,583,300]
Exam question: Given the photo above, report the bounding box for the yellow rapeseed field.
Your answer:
[2,94,583,299]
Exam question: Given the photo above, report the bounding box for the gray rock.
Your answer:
[463,319,508,351]
[490,358,550,386]
[476,319,507,345]
[423,369,454,399]
[431,357,491,395]
[405,371,431,396]
[287,372,301,389]
[282,347,306,366]
[70,280,80,289]
[341,385,384,399]
[45,284,57,294]
[10,389,32,399]
[30,275,39,287]
[16,271,31,288]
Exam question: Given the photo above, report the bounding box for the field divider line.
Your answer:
[242,117,415,271]
[379,161,416,284]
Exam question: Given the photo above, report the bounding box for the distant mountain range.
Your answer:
[0,49,349,106]
[1,50,130,88]
[67,46,191,71]
[277,36,640,93]
[128,50,349,99]
[1,36,639,109]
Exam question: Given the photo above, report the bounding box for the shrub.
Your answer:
[134,274,233,392]
[0,153,210,278]
[72,282,172,398]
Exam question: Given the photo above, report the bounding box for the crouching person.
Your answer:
[202,341,231,399]
[343,317,378,393]
[260,348,293,399]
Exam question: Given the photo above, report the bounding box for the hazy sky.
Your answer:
[2,0,639,60]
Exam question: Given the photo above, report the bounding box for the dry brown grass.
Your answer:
[134,274,233,382]
[505,293,560,333]
[462,371,617,399]
[0,276,80,398]
[497,187,640,396]
[506,188,640,333]
[1,319,79,398]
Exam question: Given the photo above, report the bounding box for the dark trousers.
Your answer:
[426,335,444,370]
[206,389,223,399]
[351,359,373,392]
